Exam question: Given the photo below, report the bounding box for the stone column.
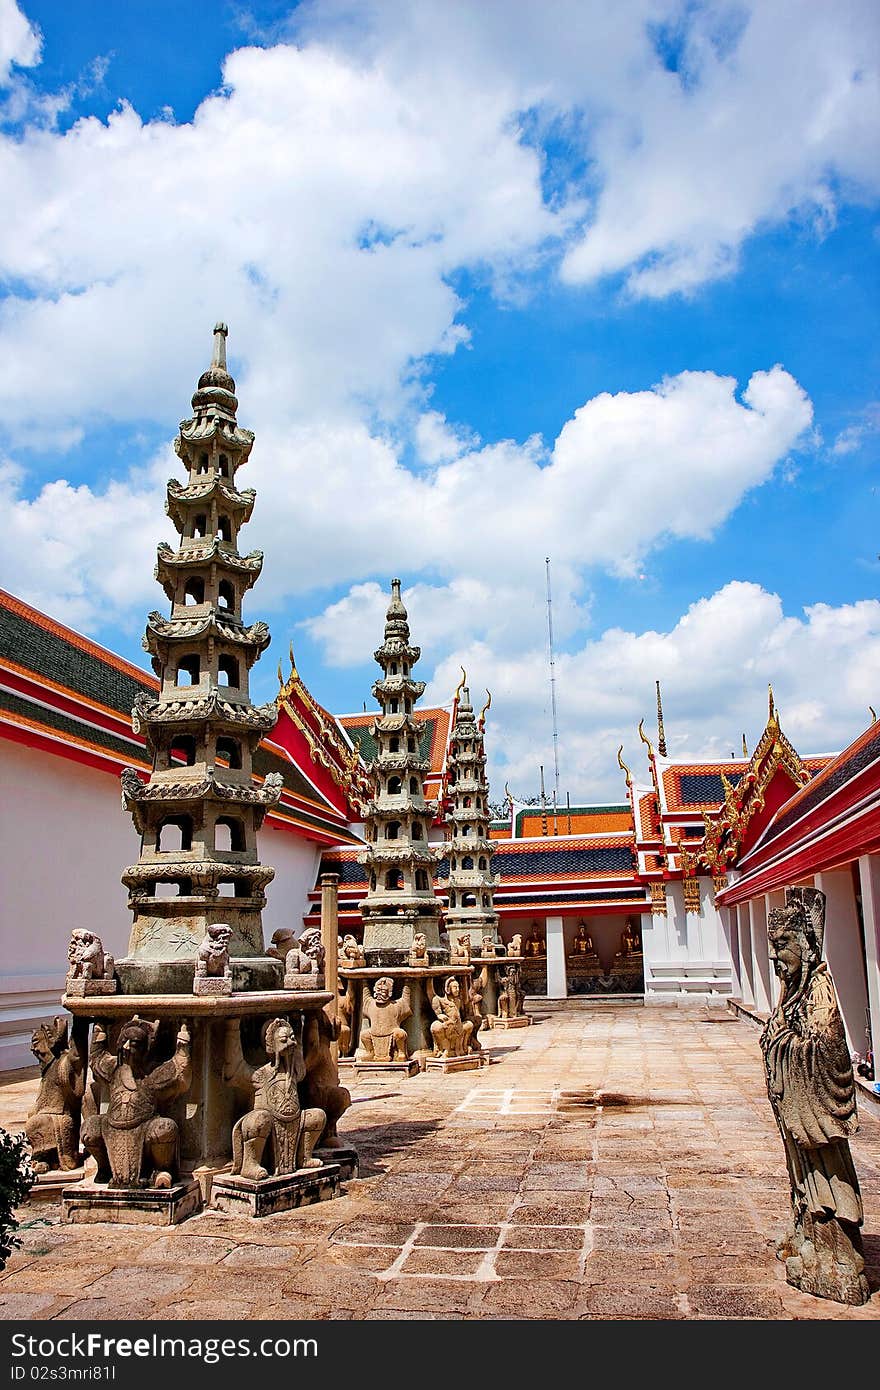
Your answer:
[749,896,773,1014]
[723,906,740,996]
[763,895,780,1013]
[736,902,755,1006]
[321,873,340,1058]
[545,915,567,999]
[816,869,870,1056]
[857,854,880,1059]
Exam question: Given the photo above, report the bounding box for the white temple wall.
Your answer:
[262,824,322,941]
[0,740,137,1071]
[0,738,324,1071]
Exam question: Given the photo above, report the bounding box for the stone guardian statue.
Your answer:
[224,1017,326,1179]
[82,1017,191,1188]
[760,886,870,1305]
[26,1017,85,1174]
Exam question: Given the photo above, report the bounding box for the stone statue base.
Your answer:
[339,1057,420,1078]
[284,971,325,991]
[29,1164,87,1200]
[314,1146,359,1181]
[64,978,117,997]
[488,1015,532,1030]
[62,1179,201,1226]
[779,1214,870,1306]
[192,976,232,996]
[210,1163,340,1218]
[424,1054,484,1073]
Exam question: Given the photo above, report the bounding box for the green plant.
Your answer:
[0,1126,36,1269]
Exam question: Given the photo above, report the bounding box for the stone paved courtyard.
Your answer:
[2,1000,879,1322]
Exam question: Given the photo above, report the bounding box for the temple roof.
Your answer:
[0,589,358,846]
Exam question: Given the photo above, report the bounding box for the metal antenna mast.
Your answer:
[545,557,561,804]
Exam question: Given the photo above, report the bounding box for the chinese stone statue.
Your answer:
[82,1017,191,1188]
[193,922,232,995]
[429,977,473,1059]
[508,934,522,957]
[340,934,365,967]
[356,977,411,1062]
[26,1017,85,1174]
[468,972,487,1040]
[65,929,116,996]
[760,887,869,1305]
[337,978,355,1057]
[496,962,525,1021]
[409,932,429,966]
[224,1017,326,1179]
[267,927,297,962]
[284,927,325,989]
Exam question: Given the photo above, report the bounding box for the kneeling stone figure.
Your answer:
[224,1016,326,1180]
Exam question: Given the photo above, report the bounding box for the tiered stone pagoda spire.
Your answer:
[442,676,499,943]
[358,579,443,950]
[121,323,282,962]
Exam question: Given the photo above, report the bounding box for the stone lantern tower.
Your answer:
[442,678,499,947]
[121,323,283,973]
[358,580,444,953]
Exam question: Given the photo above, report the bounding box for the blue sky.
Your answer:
[1,0,879,798]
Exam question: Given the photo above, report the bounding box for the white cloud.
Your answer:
[418,582,880,802]
[0,0,41,87]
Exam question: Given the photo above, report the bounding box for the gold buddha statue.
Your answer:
[573,922,594,955]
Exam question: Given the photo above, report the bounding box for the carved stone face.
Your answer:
[208,924,231,948]
[68,929,93,962]
[446,979,460,1000]
[373,977,393,1004]
[30,1029,54,1066]
[267,1018,296,1060]
[768,910,803,984]
[118,1027,150,1072]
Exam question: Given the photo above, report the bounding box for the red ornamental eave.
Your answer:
[718,801,880,906]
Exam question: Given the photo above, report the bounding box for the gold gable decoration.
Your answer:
[277,644,374,815]
[692,687,810,875]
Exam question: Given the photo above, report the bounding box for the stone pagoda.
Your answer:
[441,677,529,1029]
[442,676,499,947]
[50,325,351,1225]
[120,323,282,976]
[337,581,483,1074]
[358,579,444,952]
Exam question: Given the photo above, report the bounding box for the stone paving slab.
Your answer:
[2,1002,880,1320]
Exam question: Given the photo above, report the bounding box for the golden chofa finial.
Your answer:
[454,666,467,703]
[276,659,284,688]
[478,689,492,727]
[870,706,877,724]
[768,683,776,720]
[617,745,632,786]
[638,718,655,757]
[503,781,513,808]
[289,640,299,680]
[742,733,748,757]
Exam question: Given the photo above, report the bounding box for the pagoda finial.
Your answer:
[638,717,654,757]
[212,322,228,370]
[655,679,667,757]
[768,683,776,720]
[478,689,492,727]
[742,733,748,757]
